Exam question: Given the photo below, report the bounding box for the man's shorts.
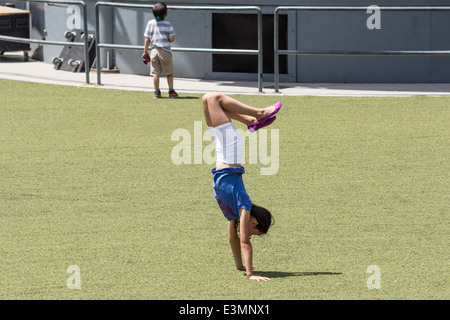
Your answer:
[150,47,174,77]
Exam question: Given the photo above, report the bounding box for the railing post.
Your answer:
[95,2,101,85]
[81,1,89,84]
[257,8,263,93]
[274,8,280,93]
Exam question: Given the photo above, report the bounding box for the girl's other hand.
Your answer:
[248,275,271,282]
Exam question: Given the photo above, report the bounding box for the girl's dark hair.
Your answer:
[250,204,274,235]
[153,2,167,21]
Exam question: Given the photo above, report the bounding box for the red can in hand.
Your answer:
[143,54,150,64]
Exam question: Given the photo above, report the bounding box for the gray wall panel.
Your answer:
[295,9,449,82]
[14,0,450,83]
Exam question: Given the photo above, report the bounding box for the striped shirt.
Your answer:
[143,19,175,53]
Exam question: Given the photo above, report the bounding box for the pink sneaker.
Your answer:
[247,102,282,132]
[258,102,282,123]
[248,116,277,132]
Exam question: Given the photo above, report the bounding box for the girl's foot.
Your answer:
[248,116,277,132]
[258,102,282,123]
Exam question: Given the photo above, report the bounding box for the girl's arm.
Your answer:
[228,220,244,270]
[239,209,270,282]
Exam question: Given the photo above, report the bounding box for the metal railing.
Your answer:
[95,2,264,92]
[274,6,450,92]
[0,0,91,84]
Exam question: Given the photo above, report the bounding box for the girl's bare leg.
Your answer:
[202,93,230,127]
[227,113,257,126]
[202,93,275,127]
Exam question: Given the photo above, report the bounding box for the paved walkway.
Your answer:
[1,52,449,96]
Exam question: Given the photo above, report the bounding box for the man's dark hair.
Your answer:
[250,204,274,235]
[153,2,168,21]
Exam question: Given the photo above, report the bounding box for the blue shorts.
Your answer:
[211,166,252,221]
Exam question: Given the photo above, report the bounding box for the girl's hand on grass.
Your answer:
[248,275,271,282]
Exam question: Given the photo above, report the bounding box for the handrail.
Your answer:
[0,0,91,84]
[274,6,450,92]
[95,2,264,92]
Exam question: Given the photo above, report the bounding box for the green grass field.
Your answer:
[0,79,448,300]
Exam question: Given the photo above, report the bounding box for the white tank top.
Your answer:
[208,122,244,164]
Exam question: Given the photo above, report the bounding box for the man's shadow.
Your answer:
[159,96,199,100]
[253,271,342,279]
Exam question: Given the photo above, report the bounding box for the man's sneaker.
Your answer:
[153,89,161,99]
[169,89,178,99]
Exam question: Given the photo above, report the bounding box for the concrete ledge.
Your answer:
[1,53,449,96]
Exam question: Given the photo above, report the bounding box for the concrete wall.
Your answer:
[294,7,450,82]
[11,0,450,83]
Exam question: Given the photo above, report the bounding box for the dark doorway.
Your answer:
[212,13,288,74]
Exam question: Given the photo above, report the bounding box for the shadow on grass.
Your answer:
[254,271,342,279]
[157,96,200,100]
